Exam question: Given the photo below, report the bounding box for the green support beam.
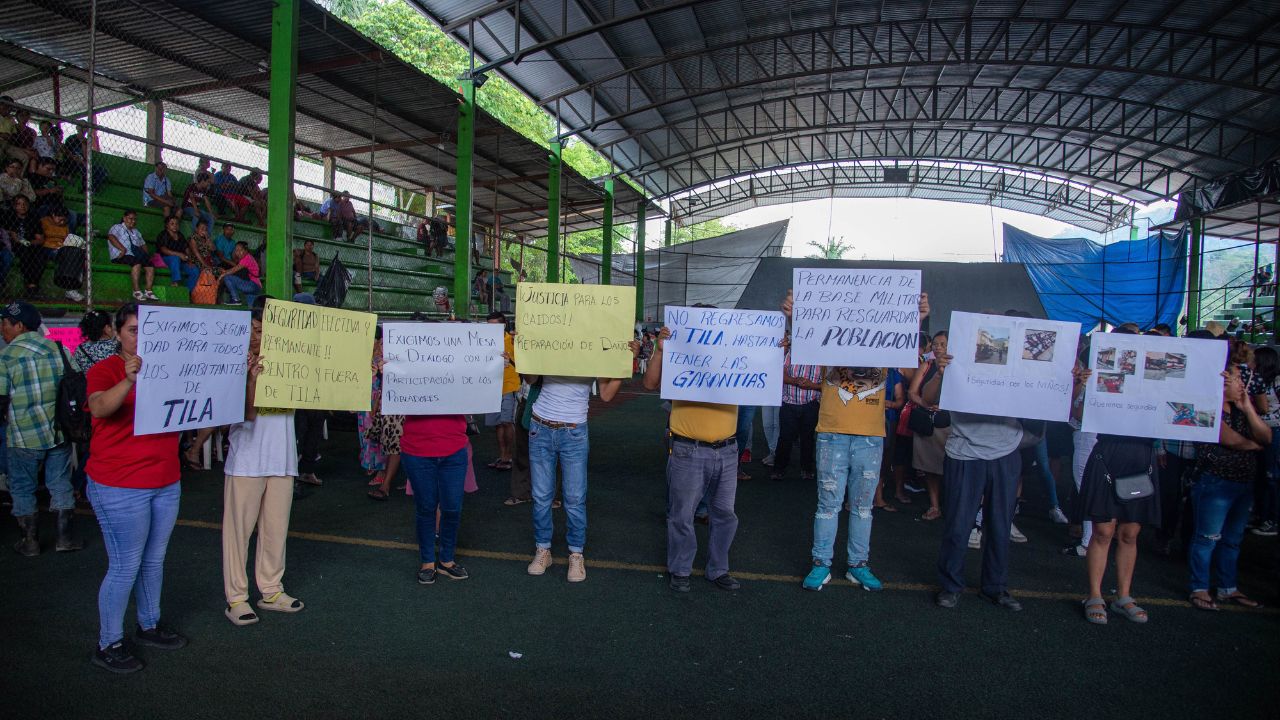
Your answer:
[1187,217,1203,331]
[600,178,614,284]
[453,77,477,317]
[546,141,562,283]
[665,218,673,247]
[635,202,646,322]
[264,0,298,302]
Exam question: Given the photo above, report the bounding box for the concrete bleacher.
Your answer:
[6,153,511,318]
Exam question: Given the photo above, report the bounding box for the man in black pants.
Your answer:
[291,293,324,489]
[770,351,822,482]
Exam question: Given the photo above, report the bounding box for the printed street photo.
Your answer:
[975,326,1010,365]
[1096,372,1125,394]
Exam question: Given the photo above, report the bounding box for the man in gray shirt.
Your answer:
[933,378,1026,611]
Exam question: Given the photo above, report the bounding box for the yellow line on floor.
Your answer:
[168,517,1277,614]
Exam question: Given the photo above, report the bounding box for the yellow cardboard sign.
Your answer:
[255,299,377,410]
[514,282,636,378]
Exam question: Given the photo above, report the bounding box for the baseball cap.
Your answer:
[2,300,42,331]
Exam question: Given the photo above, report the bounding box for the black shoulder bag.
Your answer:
[1095,450,1154,502]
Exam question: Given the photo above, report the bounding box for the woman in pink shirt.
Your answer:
[217,240,261,307]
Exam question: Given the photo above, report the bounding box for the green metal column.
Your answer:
[665,218,673,247]
[265,0,298,302]
[1187,217,1203,331]
[600,177,613,284]
[453,77,476,318]
[635,202,646,322]
[546,141,562,283]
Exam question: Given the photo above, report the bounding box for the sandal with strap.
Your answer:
[503,496,530,506]
[1216,591,1263,609]
[224,601,259,626]
[1189,593,1219,612]
[920,507,942,521]
[256,591,304,613]
[1109,595,1149,623]
[367,486,389,501]
[1083,597,1108,625]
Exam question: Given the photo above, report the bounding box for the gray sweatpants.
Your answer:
[667,441,739,579]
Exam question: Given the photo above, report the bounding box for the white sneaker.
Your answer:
[64,289,85,302]
[527,548,552,576]
[1049,507,1070,524]
[132,290,145,301]
[567,552,586,583]
[967,528,982,549]
[144,290,159,301]
[1010,524,1028,543]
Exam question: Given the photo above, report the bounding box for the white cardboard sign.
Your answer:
[660,306,786,405]
[790,268,922,368]
[939,312,1082,422]
[1081,333,1226,442]
[380,322,505,415]
[134,305,251,435]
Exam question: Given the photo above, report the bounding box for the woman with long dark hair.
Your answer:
[908,329,949,521]
[85,303,186,673]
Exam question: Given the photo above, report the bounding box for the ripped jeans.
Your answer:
[811,433,882,567]
[1188,472,1253,594]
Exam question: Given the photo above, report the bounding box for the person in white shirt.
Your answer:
[106,210,157,301]
[222,303,304,626]
[525,351,637,583]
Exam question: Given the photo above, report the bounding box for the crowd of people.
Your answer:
[1,279,1277,674]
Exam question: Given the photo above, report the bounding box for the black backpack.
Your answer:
[54,342,92,444]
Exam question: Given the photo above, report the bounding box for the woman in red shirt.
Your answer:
[398,367,471,584]
[85,303,187,674]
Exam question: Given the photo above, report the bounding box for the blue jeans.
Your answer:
[223,273,259,307]
[182,207,214,235]
[528,419,589,553]
[1034,437,1060,509]
[667,441,739,578]
[160,254,199,291]
[403,447,468,564]
[812,433,883,567]
[1188,473,1253,593]
[0,248,13,286]
[88,479,181,648]
[7,443,75,517]
[736,406,757,455]
[1262,432,1280,526]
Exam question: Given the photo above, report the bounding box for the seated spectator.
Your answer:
[224,170,266,226]
[29,159,72,226]
[0,158,35,204]
[292,238,320,293]
[194,156,212,178]
[218,241,261,307]
[10,109,37,171]
[187,220,218,274]
[33,120,61,162]
[61,124,107,193]
[0,97,24,164]
[328,191,357,242]
[142,161,176,219]
[5,196,47,297]
[40,205,83,301]
[432,285,451,316]
[154,215,199,292]
[290,190,310,221]
[474,269,492,307]
[181,172,216,235]
[211,161,237,213]
[214,223,238,269]
[106,209,156,301]
[314,192,335,220]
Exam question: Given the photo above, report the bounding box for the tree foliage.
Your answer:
[806,236,855,259]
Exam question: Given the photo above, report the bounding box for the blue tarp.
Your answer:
[1002,224,1187,331]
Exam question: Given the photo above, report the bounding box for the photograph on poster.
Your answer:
[1097,347,1116,370]
[1096,372,1126,394]
[1022,328,1057,361]
[975,326,1010,365]
[1119,349,1138,374]
[1166,402,1215,428]
[1144,351,1188,380]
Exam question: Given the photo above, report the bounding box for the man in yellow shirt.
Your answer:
[782,291,930,593]
[643,324,742,593]
[485,311,520,471]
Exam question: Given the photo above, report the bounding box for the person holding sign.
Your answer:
[222,304,305,626]
[400,392,472,585]
[525,345,639,584]
[1187,358,1269,612]
[85,303,187,674]
[782,290,931,593]
[642,325,743,593]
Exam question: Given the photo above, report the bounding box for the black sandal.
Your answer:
[367,487,389,501]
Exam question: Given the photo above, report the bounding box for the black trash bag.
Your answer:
[314,253,352,308]
[53,246,86,290]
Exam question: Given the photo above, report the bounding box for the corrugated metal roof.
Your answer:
[0,0,655,238]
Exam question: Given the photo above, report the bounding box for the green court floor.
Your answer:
[2,386,1277,719]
